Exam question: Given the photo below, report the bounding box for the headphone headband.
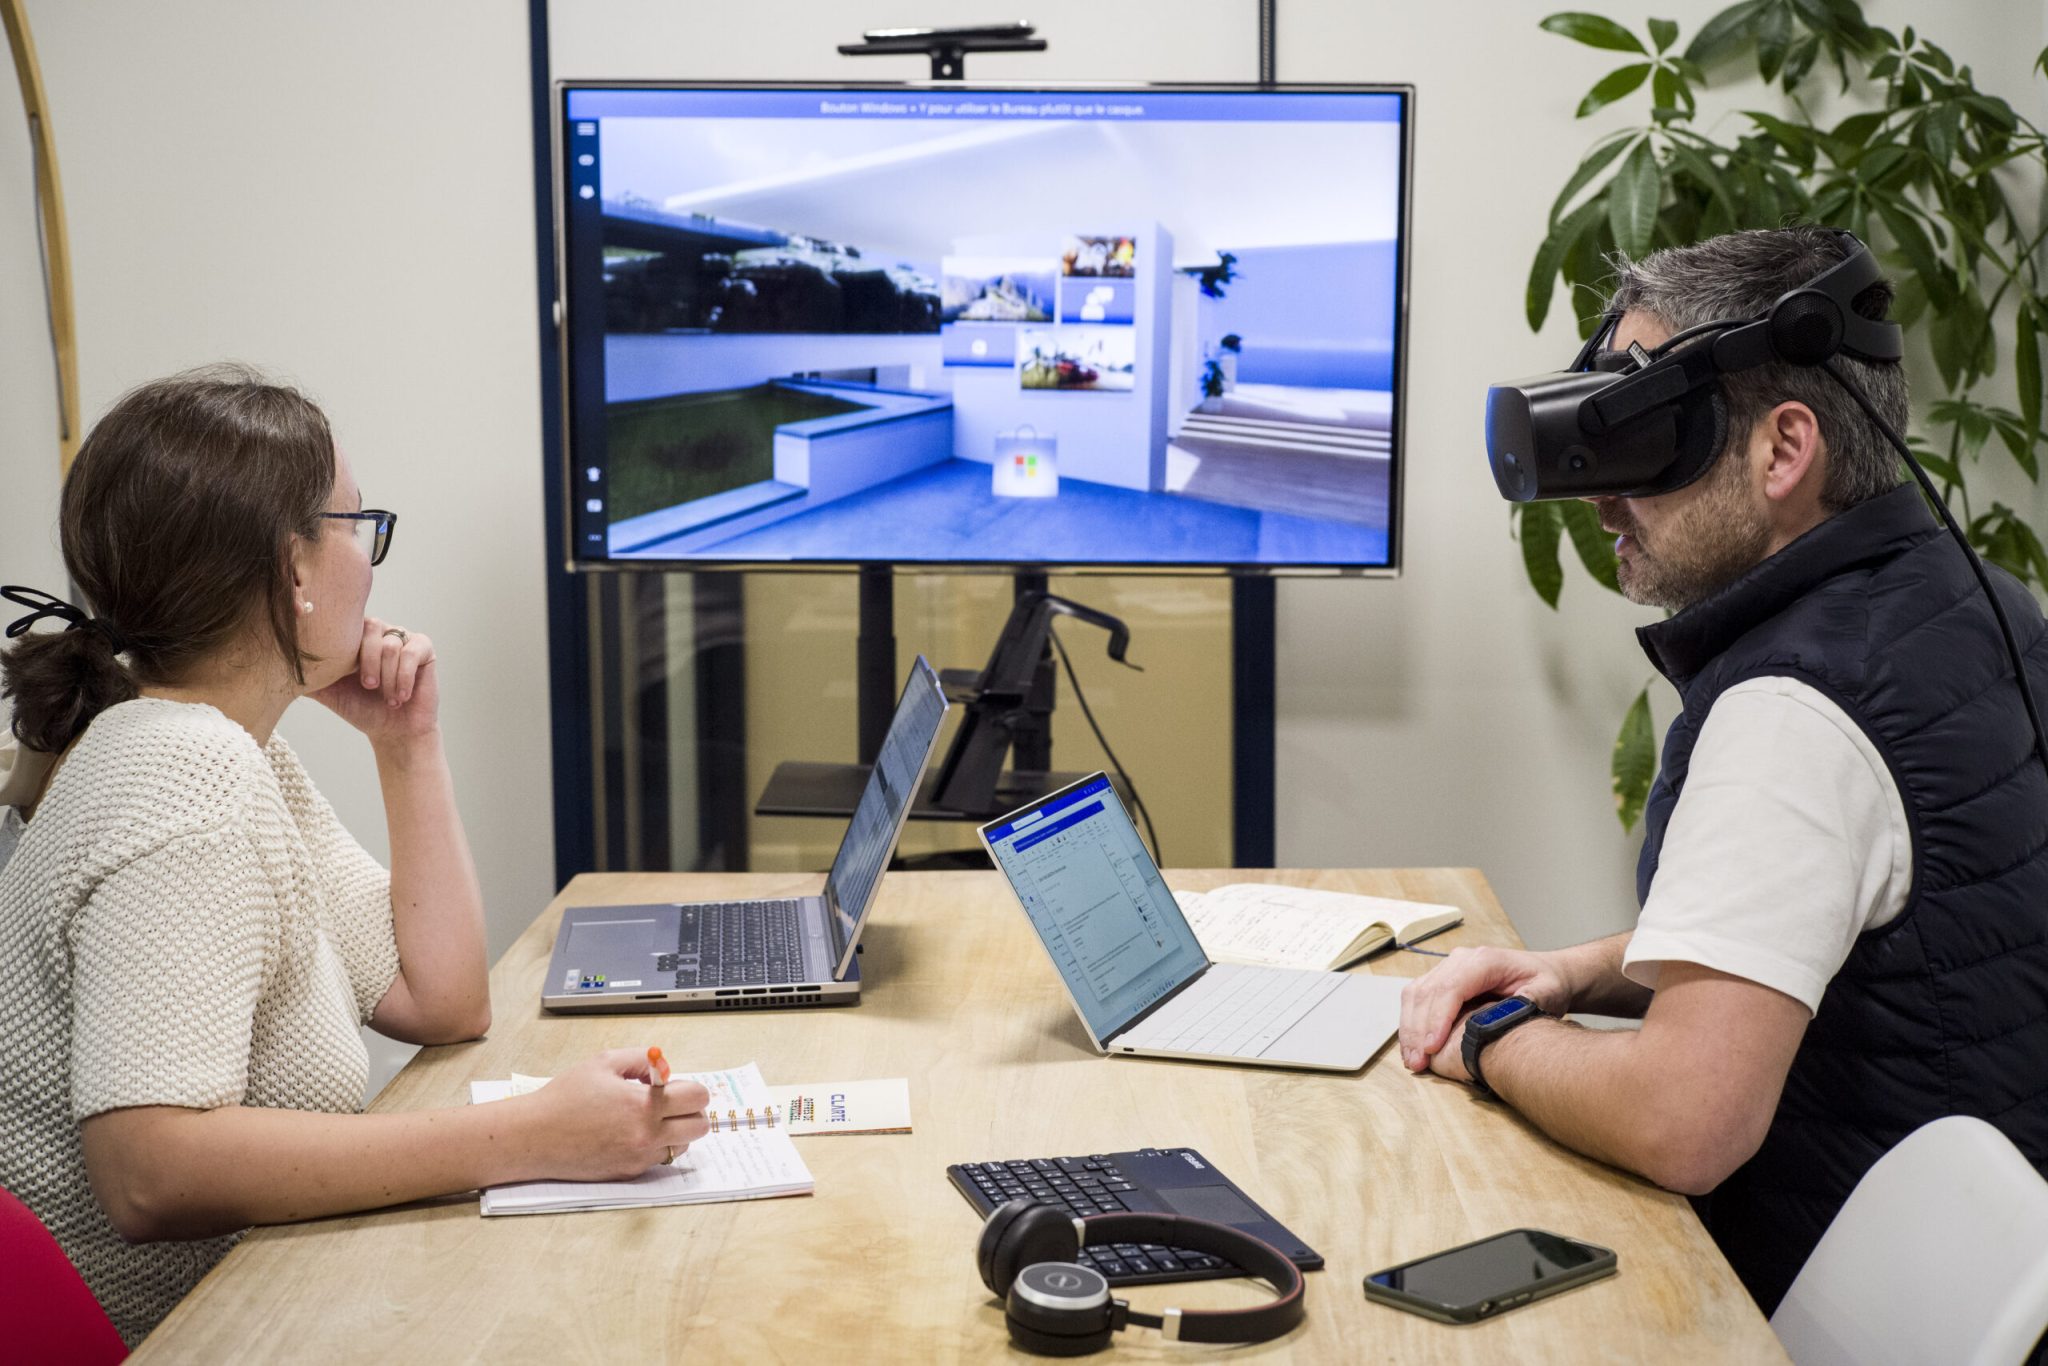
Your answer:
[975,1199,1306,1352]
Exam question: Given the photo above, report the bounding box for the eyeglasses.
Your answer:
[319,509,398,566]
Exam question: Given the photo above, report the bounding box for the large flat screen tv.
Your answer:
[556,83,1412,571]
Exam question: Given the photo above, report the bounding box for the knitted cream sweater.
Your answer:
[0,698,400,1346]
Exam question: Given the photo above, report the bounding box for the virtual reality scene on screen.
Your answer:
[563,89,1406,567]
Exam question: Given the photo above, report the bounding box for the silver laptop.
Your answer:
[979,774,1404,1071]
[542,656,948,1013]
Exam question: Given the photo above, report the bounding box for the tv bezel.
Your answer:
[551,79,1415,578]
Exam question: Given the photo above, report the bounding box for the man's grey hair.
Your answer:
[1605,226,1909,511]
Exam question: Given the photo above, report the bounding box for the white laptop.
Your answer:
[979,774,1405,1071]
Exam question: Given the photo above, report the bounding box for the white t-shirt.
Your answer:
[1621,675,1912,1015]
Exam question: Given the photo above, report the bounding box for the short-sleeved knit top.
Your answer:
[0,698,401,1346]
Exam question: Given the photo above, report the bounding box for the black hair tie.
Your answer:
[1,585,130,655]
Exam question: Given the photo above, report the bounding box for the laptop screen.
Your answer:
[822,656,948,972]
[981,774,1208,1044]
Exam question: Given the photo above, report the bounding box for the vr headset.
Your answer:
[1485,229,1904,502]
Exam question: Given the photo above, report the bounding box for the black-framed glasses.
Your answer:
[320,509,398,566]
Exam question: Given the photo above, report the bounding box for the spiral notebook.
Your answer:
[468,1061,813,1216]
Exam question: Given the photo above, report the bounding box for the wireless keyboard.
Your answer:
[947,1146,1323,1286]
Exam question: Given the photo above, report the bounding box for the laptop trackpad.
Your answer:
[1262,974,1405,1070]
[566,918,659,962]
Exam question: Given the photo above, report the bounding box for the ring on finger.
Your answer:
[382,626,410,645]
[665,1145,677,1165]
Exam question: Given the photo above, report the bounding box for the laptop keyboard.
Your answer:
[655,901,804,988]
[1130,963,1341,1057]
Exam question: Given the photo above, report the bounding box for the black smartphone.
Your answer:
[1362,1229,1617,1324]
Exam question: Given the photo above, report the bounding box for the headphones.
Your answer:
[1485,229,1904,502]
[975,1199,1305,1355]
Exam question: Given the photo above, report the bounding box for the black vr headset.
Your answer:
[1485,229,1904,502]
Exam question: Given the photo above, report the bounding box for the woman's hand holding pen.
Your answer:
[525,1048,711,1181]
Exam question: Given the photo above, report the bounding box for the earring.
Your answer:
[300,601,314,615]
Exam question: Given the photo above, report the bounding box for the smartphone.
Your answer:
[1362,1229,1617,1324]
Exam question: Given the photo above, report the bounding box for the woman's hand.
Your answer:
[522,1049,714,1182]
[311,616,439,745]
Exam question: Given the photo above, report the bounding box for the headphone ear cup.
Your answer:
[979,1202,1081,1298]
[1769,289,1848,366]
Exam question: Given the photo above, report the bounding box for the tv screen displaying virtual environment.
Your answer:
[557,85,1411,569]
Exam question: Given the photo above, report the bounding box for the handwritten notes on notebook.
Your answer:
[468,1061,813,1216]
[1172,884,1463,972]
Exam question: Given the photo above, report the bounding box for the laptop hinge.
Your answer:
[1104,963,1212,1049]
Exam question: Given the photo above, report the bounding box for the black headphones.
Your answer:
[1485,229,1904,502]
[975,1199,1305,1355]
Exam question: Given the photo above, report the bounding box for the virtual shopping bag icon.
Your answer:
[992,425,1059,499]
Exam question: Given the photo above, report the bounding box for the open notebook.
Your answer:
[1172,884,1463,972]
[468,1061,813,1216]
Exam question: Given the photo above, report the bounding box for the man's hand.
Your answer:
[1424,1006,1481,1084]
[1398,945,1573,1073]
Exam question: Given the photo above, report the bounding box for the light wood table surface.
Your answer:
[136,869,1785,1363]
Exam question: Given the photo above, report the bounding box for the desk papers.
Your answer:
[468,1060,813,1215]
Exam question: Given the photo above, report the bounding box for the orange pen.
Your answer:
[646,1045,671,1087]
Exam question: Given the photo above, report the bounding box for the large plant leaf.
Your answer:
[1756,0,1794,83]
[1648,18,1679,54]
[1559,498,1623,593]
[1541,12,1649,54]
[1578,62,1654,118]
[1685,0,1765,67]
[1516,501,1566,608]
[1528,197,1610,331]
[1551,132,1636,226]
[1607,140,1663,259]
[2018,303,2043,443]
[1612,687,1656,832]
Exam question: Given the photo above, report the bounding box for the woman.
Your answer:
[0,366,711,1346]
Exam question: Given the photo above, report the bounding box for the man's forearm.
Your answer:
[1474,1018,1684,1183]
[1555,932,1653,1018]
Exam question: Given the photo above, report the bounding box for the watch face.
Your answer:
[1472,998,1533,1030]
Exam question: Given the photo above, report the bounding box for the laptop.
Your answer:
[542,656,949,1013]
[979,774,1405,1071]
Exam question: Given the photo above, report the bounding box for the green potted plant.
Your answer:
[1521,3,2048,827]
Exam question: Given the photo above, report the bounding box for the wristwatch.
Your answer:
[1461,996,1545,1098]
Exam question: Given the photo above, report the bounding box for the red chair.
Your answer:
[0,1186,127,1363]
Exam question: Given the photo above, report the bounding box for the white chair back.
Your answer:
[1772,1115,2048,1366]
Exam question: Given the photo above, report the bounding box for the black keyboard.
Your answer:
[947,1147,1322,1287]
[655,900,804,988]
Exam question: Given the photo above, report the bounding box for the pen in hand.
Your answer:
[647,1046,681,1165]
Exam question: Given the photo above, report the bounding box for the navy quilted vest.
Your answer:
[1633,483,2048,1314]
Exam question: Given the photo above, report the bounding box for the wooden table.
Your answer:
[135,870,1785,1363]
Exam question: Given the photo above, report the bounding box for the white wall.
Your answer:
[2,2,2041,1100]
[0,2,553,1091]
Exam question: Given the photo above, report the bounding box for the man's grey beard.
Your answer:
[1613,457,1772,611]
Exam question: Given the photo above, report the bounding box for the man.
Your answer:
[1401,226,2048,1313]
